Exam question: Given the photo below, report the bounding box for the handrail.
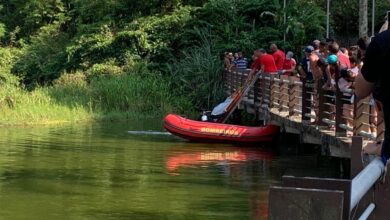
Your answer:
[358,203,376,220]
[224,68,383,141]
[350,158,384,210]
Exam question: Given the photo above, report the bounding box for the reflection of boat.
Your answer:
[166,148,273,171]
[163,114,279,143]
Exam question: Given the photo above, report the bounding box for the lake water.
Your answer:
[0,120,338,219]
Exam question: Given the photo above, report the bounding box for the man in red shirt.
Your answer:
[270,43,285,70]
[248,49,278,79]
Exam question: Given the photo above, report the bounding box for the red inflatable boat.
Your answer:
[163,114,279,143]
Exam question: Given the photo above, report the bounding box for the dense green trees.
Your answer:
[0,0,389,124]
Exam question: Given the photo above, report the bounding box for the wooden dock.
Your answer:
[224,68,383,158]
[224,68,389,219]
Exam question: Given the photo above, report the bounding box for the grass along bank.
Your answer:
[0,72,192,126]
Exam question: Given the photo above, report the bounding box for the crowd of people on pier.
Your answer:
[223,30,389,166]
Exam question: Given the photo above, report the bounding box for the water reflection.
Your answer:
[166,146,273,172]
[165,145,274,219]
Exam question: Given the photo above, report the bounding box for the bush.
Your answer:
[168,30,224,110]
[53,71,87,87]
[89,73,191,115]
[12,23,69,88]
[0,23,5,39]
[0,47,21,86]
[86,59,123,78]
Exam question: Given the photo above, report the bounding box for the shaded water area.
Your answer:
[0,119,340,219]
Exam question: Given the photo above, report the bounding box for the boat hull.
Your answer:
[163,114,279,143]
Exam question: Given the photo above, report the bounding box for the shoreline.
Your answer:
[0,111,168,128]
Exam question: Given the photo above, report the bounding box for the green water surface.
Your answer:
[0,120,334,220]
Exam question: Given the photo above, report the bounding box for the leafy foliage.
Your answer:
[0,22,5,40]
[12,23,69,88]
[0,47,21,86]
[1,0,388,122]
[282,0,326,52]
[177,0,325,60]
[168,30,224,110]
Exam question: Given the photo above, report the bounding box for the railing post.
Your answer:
[269,74,275,109]
[260,73,267,108]
[229,69,234,94]
[288,76,300,117]
[278,76,283,111]
[317,80,327,126]
[353,97,370,136]
[254,74,259,120]
[223,69,228,93]
[301,78,311,122]
[270,75,280,110]
[279,75,288,113]
[239,69,244,87]
[376,110,385,143]
[234,68,239,92]
[335,85,344,136]
[288,76,294,117]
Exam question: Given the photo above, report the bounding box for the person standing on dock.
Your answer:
[270,43,285,72]
[248,49,277,79]
[355,29,390,166]
[233,51,248,69]
[281,51,296,76]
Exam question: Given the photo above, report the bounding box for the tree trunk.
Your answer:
[359,0,368,38]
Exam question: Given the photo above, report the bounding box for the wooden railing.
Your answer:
[226,68,387,219]
[224,68,384,143]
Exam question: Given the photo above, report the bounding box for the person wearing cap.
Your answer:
[248,48,278,79]
[270,43,285,70]
[298,46,315,80]
[327,54,338,64]
[298,46,316,123]
[324,42,341,87]
[322,53,339,128]
[309,42,325,82]
[281,51,296,76]
[323,54,338,89]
